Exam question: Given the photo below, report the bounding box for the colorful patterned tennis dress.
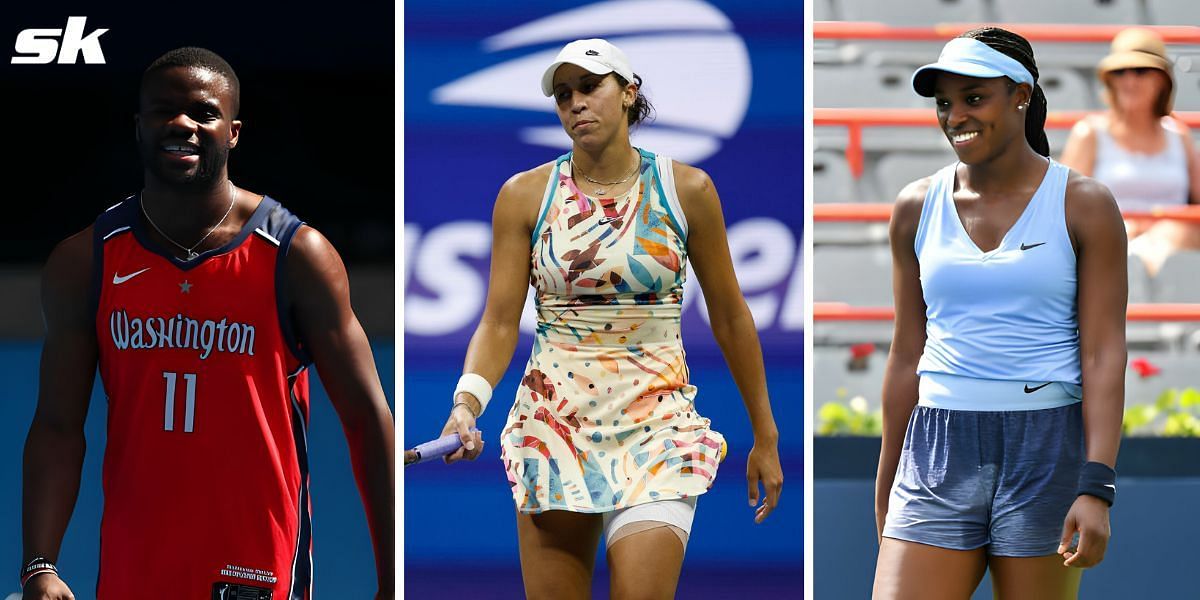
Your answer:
[500,148,725,514]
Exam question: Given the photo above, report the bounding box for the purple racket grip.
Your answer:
[409,428,479,464]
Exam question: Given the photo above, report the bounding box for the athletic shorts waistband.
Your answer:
[917,372,1082,411]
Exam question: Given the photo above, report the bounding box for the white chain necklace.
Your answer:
[571,151,640,196]
[140,180,238,261]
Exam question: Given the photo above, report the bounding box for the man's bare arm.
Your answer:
[286,226,395,598]
[22,228,97,599]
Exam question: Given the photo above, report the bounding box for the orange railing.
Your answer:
[814,22,1200,43]
[816,109,1200,178]
[815,302,1200,322]
[813,22,1200,325]
[813,22,1200,177]
[814,203,1200,223]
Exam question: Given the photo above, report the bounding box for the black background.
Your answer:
[1,2,393,264]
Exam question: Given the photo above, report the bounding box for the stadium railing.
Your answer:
[813,22,1200,177]
[814,21,1200,42]
[815,108,1200,178]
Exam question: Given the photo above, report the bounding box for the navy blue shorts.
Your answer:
[882,402,1084,556]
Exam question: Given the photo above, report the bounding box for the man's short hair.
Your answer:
[143,47,241,116]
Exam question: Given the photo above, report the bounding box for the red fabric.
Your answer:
[95,229,309,600]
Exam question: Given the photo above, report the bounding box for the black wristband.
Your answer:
[1077,461,1116,506]
[20,556,58,588]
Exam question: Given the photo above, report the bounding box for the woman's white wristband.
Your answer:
[454,373,493,416]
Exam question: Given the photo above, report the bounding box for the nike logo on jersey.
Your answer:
[1024,382,1053,393]
[598,216,620,225]
[1020,242,1046,251]
[112,268,151,285]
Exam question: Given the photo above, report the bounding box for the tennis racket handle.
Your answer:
[411,429,479,464]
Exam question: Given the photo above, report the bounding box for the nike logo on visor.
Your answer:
[1024,382,1053,393]
[112,268,151,285]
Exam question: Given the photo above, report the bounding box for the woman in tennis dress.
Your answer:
[437,38,783,599]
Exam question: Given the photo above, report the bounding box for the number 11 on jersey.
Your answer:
[163,371,197,433]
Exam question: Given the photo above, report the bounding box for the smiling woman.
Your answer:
[872,27,1129,600]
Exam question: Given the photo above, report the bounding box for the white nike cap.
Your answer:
[541,38,636,97]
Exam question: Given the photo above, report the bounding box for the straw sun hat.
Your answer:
[1097,28,1174,114]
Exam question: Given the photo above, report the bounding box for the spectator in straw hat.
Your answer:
[1061,27,1200,275]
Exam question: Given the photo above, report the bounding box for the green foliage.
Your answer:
[818,391,882,436]
[1122,404,1157,434]
[1124,388,1200,437]
[817,385,1200,437]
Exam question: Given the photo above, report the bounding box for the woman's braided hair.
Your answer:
[960,27,1050,156]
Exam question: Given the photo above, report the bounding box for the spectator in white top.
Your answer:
[1061,27,1200,275]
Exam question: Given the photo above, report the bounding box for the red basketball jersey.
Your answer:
[93,196,312,600]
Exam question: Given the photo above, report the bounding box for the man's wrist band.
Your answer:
[1077,461,1116,506]
[454,373,492,416]
[20,557,58,588]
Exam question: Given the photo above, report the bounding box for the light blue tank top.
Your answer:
[914,160,1081,385]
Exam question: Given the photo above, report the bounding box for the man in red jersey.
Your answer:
[20,47,395,600]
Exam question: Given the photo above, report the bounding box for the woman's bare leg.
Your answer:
[873,537,988,600]
[606,524,687,600]
[516,509,603,600]
[988,554,1082,600]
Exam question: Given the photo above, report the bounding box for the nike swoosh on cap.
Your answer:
[112,268,151,285]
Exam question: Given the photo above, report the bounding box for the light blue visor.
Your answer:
[912,37,1035,97]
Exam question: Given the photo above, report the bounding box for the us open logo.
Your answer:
[11,16,108,65]
[432,0,751,163]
